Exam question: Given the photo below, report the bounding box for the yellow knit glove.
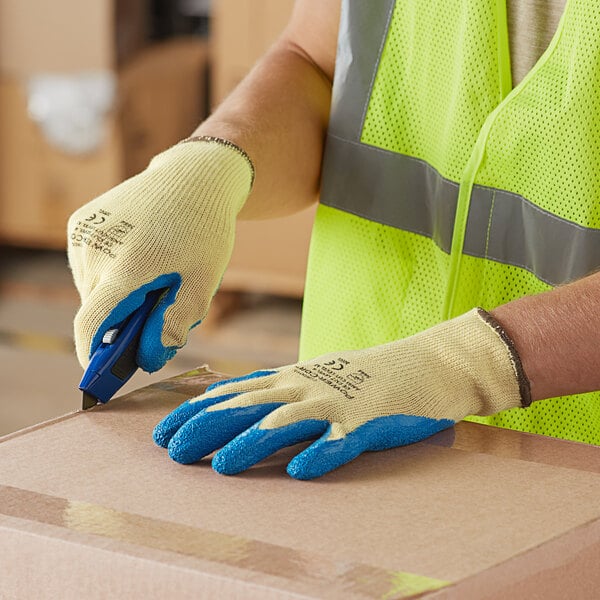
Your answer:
[68,138,253,371]
[154,308,531,479]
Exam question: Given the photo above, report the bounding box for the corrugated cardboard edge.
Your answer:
[0,365,222,445]
[0,410,80,444]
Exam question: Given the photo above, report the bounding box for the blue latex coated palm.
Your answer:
[153,370,454,480]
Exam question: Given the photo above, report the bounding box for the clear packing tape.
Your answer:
[0,484,450,599]
[27,71,116,155]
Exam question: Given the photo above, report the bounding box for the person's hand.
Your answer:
[68,138,253,372]
[153,309,530,479]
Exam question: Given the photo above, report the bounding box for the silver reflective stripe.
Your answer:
[322,132,600,285]
[321,134,458,255]
[465,187,600,285]
[321,0,600,286]
[328,0,396,142]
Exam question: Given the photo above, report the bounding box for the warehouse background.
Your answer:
[0,0,308,436]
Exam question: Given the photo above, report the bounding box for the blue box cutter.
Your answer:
[79,290,163,410]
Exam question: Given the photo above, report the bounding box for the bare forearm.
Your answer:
[194,2,339,220]
[491,271,600,401]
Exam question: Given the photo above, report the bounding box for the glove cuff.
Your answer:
[476,308,532,408]
[413,308,530,419]
[180,135,255,187]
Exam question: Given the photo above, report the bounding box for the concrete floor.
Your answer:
[0,247,302,437]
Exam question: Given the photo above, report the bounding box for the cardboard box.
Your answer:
[0,0,147,76]
[0,0,114,77]
[0,39,207,248]
[1,367,599,599]
[224,206,317,298]
[212,0,314,298]
[118,39,209,177]
[211,0,296,107]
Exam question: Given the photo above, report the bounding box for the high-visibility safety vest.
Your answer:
[299,0,600,445]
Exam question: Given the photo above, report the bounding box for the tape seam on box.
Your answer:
[0,484,449,599]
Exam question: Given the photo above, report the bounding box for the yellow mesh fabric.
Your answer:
[461,1,600,441]
[302,0,508,360]
[300,205,450,360]
[476,2,600,227]
[361,0,508,182]
[451,255,551,317]
[467,393,600,444]
[302,0,600,445]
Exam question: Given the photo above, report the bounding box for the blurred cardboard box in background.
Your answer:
[0,1,117,76]
[0,0,206,248]
[0,0,313,299]
[212,0,317,298]
[211,0,295,107]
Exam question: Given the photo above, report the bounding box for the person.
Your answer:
[68,0,600,480]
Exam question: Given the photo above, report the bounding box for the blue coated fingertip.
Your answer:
[205,370,277,392]
[212,419,329,475]
[286,434,360,481]
[167,403,283,465]
[152,393,240,448]
[287,414,455,480]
